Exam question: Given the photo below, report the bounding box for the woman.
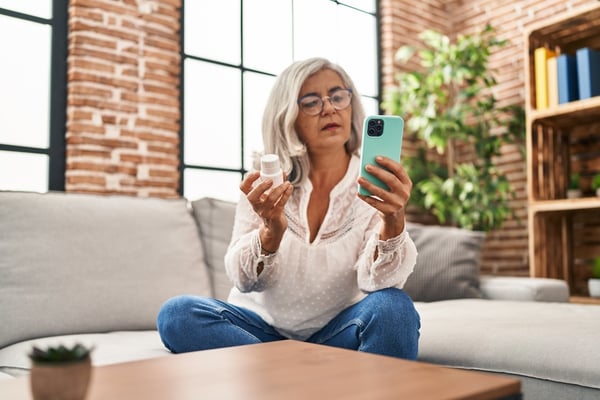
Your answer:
[157,57,420,359]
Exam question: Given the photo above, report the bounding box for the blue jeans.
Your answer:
[156,287,420,360]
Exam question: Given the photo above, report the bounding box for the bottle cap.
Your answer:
[261,154,281,175]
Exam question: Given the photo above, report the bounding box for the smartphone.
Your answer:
[358,115,404,196]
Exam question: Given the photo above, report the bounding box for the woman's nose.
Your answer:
[321,97,336,115]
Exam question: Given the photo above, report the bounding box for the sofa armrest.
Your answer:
[479,275,570,302]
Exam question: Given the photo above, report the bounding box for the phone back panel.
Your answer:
[358,115,404,196]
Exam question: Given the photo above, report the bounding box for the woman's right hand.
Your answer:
[240,171,293,253]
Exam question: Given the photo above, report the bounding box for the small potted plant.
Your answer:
[591,173,600,197]
[589,257,600,298]
[28,343,93,400]
[567,173,582,198]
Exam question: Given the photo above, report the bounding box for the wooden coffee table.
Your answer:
[0,340,520,399]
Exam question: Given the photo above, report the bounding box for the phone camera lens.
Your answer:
[367,119,384,136]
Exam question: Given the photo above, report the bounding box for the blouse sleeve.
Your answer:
[355,214,418,292]
[223,194,282,293]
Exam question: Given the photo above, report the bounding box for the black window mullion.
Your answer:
[239,0,245,181]
[48,0,68,191]
[376,0,382,113]
[178,1,186,195]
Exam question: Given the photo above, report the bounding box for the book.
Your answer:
[576,47,600,99]
[557,54,579,104]
[546,56,558,108]
[534,47,556,110]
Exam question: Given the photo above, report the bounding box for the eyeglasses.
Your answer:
[297,88,353,116]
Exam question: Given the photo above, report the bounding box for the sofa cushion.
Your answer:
[403,222,485,302]
[190,197,236,301]
[479,275,570,302]
[415,299,600,391]
[188,199,486,303]
[0,191,212,349]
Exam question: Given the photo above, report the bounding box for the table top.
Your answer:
[0,340,520,399]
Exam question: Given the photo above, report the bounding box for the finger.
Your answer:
[261,182,293,214]
[240,171,261,194]
[361,164,397,198]
[367,162,411,196]
[358,192,386,212]
[357,175,389,200]
[358,191,404,218]
[277,183,294,206]
[266,180,291,199]
[375,156,411,186]
[247,179,274,203]
[358,173,409,214]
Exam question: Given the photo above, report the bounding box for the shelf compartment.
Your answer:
[526,3,600,113]
[528,4,600,53]
[530,209,600,296]
[529,121,600,201]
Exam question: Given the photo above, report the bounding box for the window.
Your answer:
[0,0,67,192]
[181,0,379,202]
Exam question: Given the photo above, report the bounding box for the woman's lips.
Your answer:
[323,123,340,130]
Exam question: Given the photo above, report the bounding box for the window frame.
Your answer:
[178,0,381,199]
[0,1,68,191]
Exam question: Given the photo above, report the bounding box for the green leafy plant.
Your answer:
[382,24,524,232]
[592,257,600,279]
[591,173,600,191]
[569,173,580,190]
[29,344,93,364]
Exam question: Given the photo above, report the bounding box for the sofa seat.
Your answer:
[415,299,600,400]
[0,331,167,377]
[0,372,12,381]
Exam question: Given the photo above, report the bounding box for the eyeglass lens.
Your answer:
[298,89,352,115]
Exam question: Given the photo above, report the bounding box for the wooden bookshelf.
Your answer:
[525,4,600,299]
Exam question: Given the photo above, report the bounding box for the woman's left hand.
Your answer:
[357,156,412,240]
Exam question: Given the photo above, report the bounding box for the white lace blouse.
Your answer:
[224,155,418,340]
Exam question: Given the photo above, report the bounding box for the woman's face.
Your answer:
[294,69,352,155]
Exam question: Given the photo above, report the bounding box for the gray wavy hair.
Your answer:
[258,57,366,186]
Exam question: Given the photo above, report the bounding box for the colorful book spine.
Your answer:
[534,47,556,110]
[557,54,579,104]
[576,47,600,99]
[546,56,558,108]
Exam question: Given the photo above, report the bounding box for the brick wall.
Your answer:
[66,0,181,198]
[64,0,594,275]
[380,0,594,276]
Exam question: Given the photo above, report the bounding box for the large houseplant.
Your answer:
[383,24,524,232]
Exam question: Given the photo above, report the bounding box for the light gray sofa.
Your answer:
[1,191,599,399]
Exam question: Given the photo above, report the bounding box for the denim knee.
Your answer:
[368,288,419,324]
[363,288,420,359]
[156,295,200,351]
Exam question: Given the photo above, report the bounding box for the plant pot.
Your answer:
[30,357,92,400]
[588,279,600,298]
[567,189,582,199]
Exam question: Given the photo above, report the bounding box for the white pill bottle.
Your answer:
[259,154,284,189]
